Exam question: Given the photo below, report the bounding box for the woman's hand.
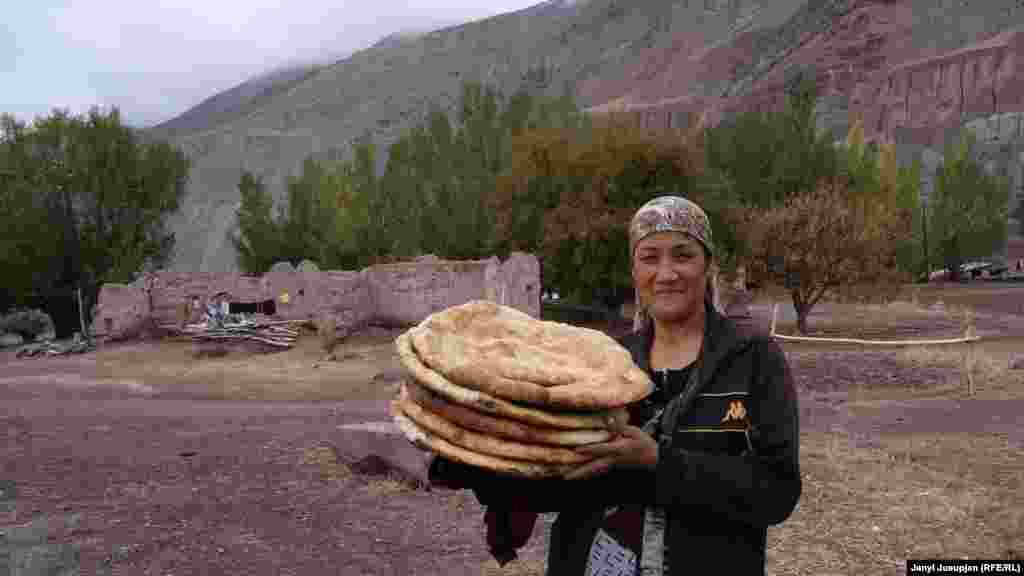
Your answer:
[562,426,659,480]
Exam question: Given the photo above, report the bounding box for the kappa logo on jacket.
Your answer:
[721,399,747,424]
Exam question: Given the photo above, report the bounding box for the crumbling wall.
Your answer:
[92,282,149,339]
[363,255,492,328]
[318,271,374,336]
[148,272,235,326]
[497,252,541,319]
[93,253,541,339]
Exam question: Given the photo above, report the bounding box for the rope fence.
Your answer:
[768,302,983,395]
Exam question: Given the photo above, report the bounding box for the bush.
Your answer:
[0,309,55,341]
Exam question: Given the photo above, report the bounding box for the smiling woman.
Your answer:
[429,195,802,576]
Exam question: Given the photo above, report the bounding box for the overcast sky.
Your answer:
[2,0,544,128]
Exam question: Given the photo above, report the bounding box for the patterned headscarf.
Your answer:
[629,196,723,332]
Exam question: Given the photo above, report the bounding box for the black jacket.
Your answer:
[429,303,802,575]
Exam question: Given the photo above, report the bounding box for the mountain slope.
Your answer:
[158,0,808,273]
[147,65,324,142]
[588,0,1024,258]
[155,0,1024,273]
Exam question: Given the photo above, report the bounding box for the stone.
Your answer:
[371,368,407,384]
[318,315,338,354]
[0,309,55,342]
[268,261,296,274]
[0,332,23,348]
[297,259,320,273]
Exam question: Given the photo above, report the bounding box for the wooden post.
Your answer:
[963,339,976,397]
[76,287,87,339]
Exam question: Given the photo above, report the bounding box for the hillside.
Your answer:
[146,65,324,143]
[152,0,1024,273]
[589,0,1024,259]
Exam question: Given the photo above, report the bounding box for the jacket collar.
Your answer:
[620,300,750,389]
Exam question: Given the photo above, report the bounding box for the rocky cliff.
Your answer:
[586,0,1024,259]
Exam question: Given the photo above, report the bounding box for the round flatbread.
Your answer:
[410,300,653,410]
[390,403,570,479]
[394,387,591,465]
[403,380,614,447]
[395,329,629,430]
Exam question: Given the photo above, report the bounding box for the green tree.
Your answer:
[838,117,922,278]
[490,110,711,307]
[928,130,1010,281]
[704,74,839,271]
[0,107,188,336]
[229,171,282,274]
[228,80,586,272]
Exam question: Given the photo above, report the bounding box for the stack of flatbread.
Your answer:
[390,300,654,478]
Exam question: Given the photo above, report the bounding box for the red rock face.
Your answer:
[584,1,1024,148]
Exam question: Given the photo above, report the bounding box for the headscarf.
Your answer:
[628,195,723,332]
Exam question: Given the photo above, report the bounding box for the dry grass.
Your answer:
[301,445,352,482]
[465,430,1022,576]
[767,431,1022,575]
[364,477,418,497]
[896,343,1024,400]
[447,491,472,514]
[86,332,403,402]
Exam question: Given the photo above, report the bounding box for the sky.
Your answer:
[1,0,546,129]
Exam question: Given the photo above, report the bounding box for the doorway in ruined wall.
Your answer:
[228,300,277,316]
[209,291,279,317]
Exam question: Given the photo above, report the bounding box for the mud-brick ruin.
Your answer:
[92,253,541,340]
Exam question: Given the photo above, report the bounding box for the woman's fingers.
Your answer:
[574,438,627,456]
[563,456,616,480]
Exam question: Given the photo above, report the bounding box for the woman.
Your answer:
[429,196,801,575]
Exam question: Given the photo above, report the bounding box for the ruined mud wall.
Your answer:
[92,252,540,339]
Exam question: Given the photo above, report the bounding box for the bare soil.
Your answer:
[2,286,1022,575]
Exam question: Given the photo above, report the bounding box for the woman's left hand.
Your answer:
[562,426,659,480]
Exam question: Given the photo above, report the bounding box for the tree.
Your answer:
[490,110,713,307]
[740,177,911,334]
[0,107,188,336]
[227,80,586,272]
[230,171,282,274]
[704,74,839,269]
[838,116,922,278]
[928,130,1010,282]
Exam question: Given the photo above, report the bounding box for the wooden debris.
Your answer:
[168,310,305,351]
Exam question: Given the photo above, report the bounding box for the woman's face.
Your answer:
[632,231,708,325]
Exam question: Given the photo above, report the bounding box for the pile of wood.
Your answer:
[176,313,302,350]
[390,300,653,478]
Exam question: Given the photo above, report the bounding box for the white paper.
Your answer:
[585,528,638,576]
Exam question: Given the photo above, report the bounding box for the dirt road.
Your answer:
[0,371,515,576]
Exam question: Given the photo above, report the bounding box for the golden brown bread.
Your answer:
[395,328,629,430]
[390,401,571,478]
[403,380,614,447]
[409,300,653,410]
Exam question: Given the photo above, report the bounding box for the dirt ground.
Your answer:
[2,286,1023,575]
